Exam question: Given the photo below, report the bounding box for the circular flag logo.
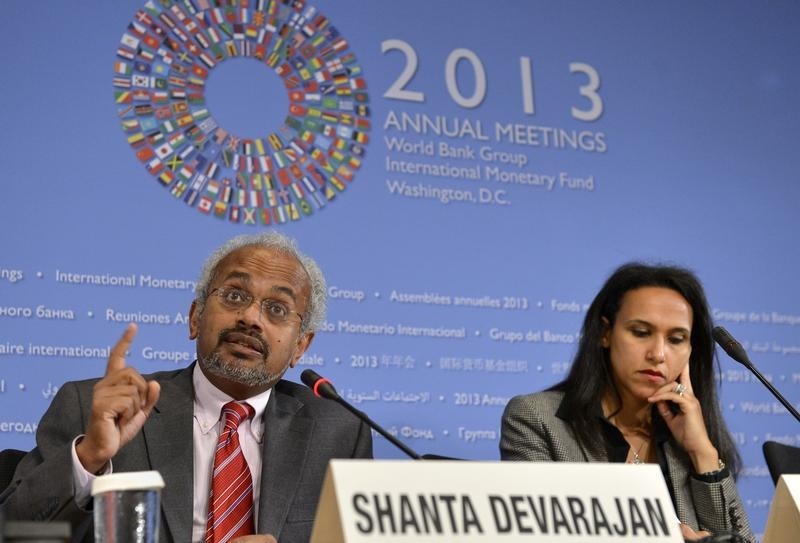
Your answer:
[113,1,370,225]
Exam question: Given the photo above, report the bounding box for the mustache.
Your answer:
[218,327,270,357]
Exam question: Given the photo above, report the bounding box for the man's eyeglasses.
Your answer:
[208,286,304,326]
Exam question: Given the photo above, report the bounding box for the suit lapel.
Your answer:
[258,383,314,538]
[142,366,195,542]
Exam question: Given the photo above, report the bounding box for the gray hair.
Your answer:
[194,232,327,334]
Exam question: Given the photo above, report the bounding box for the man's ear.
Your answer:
[188,300,199,340]
[289,332,315,368]
[600,316,611,348]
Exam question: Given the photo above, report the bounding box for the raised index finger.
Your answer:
[107,323,138,375]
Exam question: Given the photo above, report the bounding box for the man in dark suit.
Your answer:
[0,232,373,542]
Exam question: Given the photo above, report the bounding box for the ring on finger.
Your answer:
[673,383,687,396]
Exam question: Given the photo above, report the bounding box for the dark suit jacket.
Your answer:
[0,365,373,542]
[500,390,754,542]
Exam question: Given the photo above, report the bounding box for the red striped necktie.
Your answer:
[206,401,256,543]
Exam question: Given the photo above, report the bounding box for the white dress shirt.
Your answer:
[192,365,271,542]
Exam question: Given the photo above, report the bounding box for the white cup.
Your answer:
[91,471,165,543]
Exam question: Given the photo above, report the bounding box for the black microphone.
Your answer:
[713,326,800,423]
[300,369,422,460]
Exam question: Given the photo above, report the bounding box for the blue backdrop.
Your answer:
[1,1,799,537]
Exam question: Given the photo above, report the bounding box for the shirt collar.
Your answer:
[192,363,271,438]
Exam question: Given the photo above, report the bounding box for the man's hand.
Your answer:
[76,323,161,473]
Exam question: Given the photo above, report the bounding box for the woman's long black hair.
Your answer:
[553,262,741,476]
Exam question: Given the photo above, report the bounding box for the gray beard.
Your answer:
[199,351,282,388]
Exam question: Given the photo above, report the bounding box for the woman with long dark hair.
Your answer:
[500,263,753,541]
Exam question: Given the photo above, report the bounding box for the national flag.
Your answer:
[329,175,345,191]
[350,143,365,157]
[195,33,210,49]
[254,138,266,155]
[285,117,302,131]
[120,34,140,49]
[213,201,227,217]
[169,4,188,22]
[168,132,186,148]
[184,188,199,206]
[132,89,150,101]
[258,156,272,172]
[114,61,132,75]
[161,120,176,133]
[117,47,136,61]
[243,208,256,225]
[170,180,188,198]
[115,90,132,104]
[136,147,155,162]
[139,117,158,132]
[198,117,218,134]
[135,9,153,25]
[274,206,286,224]
[151,22,167,39]
[268,133,283,151]
[166,154,183,171]
[276,169,291,186]
[329,148,344,164]
[300,175,316,193]
[210,43,225,61]
[172,102,189,114]
[178,144,196,161]
[143,34,160,50]
[121,118,139,132]
[290,182,304,200]
[135,104,154,116]
[132,74,151,88]
[117,104,135,118]
[146,157,164,174]
[332,71,348,85]
[155,142,174,159]
[199,53,215,69]
[177,113,194,127]
[152,91,169,103]
[206,179,221,196]
[158,169,174,186]
[138,48,155,62]
[198,196,213,214]
[154,105,172,119]
[147,130,164,145]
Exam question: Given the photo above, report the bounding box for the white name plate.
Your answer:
[763,474,800,543]
[311,460,683,542]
